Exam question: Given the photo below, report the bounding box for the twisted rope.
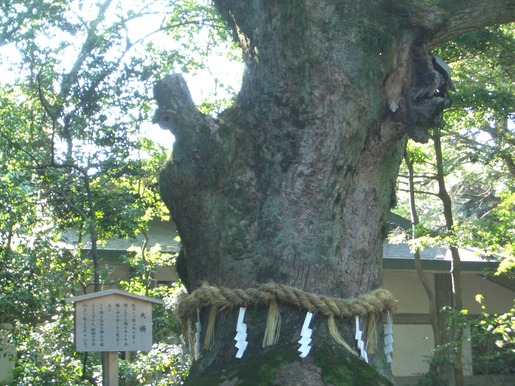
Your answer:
[177,282,396,320]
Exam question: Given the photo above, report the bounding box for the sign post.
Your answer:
[103,352,119,386]
[65,289,164,386]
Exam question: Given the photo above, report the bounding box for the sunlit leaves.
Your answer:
[436,24,515,179]
[8,308,95,385]
[469,304,515,377]
[0,0,69,48]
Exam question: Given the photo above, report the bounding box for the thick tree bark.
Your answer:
[154,1,515,384]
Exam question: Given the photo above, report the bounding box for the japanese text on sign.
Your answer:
[74,295,153,352]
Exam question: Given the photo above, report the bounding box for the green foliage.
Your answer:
[0,0,69,48]
[0,0,238,383]
[2,251,188,385]
[458,190,515,257]
[494,255,515,282]
[7,307,97,386]
[436,24,514,187]
[119,343,188,385]
[119,246,185,341]
[469,304,515,378]
[417,304,515,386]
[0,242,76,324]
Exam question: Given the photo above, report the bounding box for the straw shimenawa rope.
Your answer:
[177,283,396,356]
[177,283,395,319]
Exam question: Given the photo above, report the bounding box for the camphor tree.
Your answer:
[153,0,515,384]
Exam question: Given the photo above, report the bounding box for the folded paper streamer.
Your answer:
[194,308,201,360]
[298,312,314,358]
[355,315,369,362]
[177,283,396,360]
[180,335,186,365]
[384,310,394,363]
[235,307,248,359]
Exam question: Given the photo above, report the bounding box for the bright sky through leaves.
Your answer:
[0,0,243,149]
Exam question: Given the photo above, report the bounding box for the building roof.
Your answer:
[58,220,180,254]
[383,242,489,262]
[383,241,500,272]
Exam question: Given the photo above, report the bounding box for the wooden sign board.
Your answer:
[65,289,163,352]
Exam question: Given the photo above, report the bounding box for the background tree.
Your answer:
[153,1,515,384]
[399,136,467,385]
[402,144,445,383]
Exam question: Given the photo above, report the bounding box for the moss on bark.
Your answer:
[185,344,394,386]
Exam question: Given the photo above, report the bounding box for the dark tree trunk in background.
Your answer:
[153,1,515,384]
[433,129,465,386]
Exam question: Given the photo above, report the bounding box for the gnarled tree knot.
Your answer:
[153,74,220,141]
[385,37,453,143]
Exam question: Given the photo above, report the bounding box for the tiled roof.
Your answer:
[383,242,492,262]
[58,220,180,253]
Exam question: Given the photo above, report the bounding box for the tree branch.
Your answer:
[59,0,114,105]
[152,73,219,141]
[429,0,515,48]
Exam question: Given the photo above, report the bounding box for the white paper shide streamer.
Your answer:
[355,315,369,363]
[234,307,248,359]
[384,310,394,363]
[298,312,314,358]
[179,335,186,365]
[194,308,201,360]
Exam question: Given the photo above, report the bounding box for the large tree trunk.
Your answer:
[153,1,515,384]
